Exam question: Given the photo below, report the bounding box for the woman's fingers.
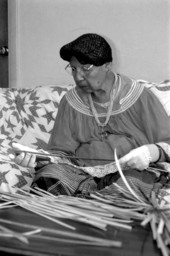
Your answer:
[119,146,151,170]
[15,152,36,168]
[119,153,132,166]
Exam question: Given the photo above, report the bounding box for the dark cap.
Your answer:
[60,33,112,66]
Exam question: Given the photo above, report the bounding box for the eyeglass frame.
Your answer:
[65,63,94,76]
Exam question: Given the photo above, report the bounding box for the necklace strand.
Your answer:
[88,84,115,127]
[93,100,110,108]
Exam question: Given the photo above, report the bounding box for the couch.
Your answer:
[0,84,73,193]
[0,80,169,193]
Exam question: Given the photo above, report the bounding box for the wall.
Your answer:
[8,0,170,88]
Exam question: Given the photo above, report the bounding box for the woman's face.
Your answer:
[69,57,109,93]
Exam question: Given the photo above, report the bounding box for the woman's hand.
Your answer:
[14,152,37,168]
[10,142,37,168]
[119,144,160,171]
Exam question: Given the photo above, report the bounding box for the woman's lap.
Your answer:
[33,163,97,196]
[32,163,168,198]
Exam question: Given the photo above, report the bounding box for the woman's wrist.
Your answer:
[154,144,162,163]
[146,144,161,163]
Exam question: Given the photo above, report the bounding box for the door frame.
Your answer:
[0,0,8,88]
[8,0,20,88]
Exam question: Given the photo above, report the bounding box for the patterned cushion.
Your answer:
[0,84,73,192]
[139,80,170,116]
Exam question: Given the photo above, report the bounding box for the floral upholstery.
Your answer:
[0,85,73,192]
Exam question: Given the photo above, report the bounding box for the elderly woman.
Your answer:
[14,33,170,197]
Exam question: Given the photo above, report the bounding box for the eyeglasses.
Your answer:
[65,64,94,76]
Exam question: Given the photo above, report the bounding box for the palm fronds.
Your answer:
[0,150,169,255]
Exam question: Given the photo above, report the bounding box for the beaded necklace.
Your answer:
[88,82,115,128]
[93,100,110,108]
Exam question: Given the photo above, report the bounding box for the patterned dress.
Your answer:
[33,74,170,198]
